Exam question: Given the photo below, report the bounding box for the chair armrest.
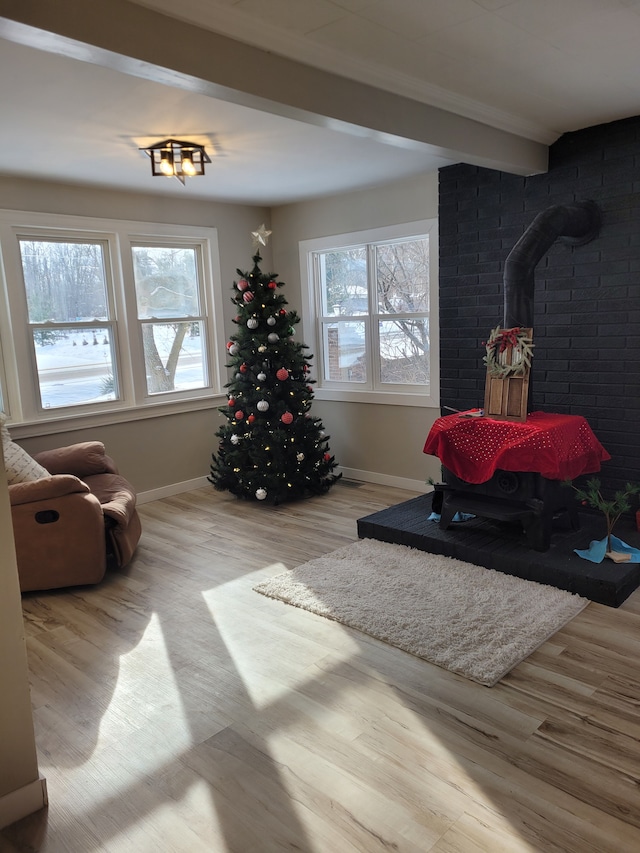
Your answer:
[33,441,119,477]
[8,474,90,507]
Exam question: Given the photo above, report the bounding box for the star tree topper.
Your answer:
[251,223,272,248]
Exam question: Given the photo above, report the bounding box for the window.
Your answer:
[300,220,438,406]
[131,244,209,397]
[19,237,118,410]
[0,211,224,426]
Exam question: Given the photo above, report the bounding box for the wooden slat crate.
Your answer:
[483,327,532,423]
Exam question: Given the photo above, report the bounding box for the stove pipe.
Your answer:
[503,200,601,328]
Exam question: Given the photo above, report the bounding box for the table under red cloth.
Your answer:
[423,411,611,484]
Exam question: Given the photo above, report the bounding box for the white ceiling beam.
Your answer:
[0,0,547,176]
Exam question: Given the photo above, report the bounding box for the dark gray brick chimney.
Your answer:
[438,116,640,497]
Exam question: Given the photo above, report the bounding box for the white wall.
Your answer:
[271,172,443,490]
[0,455,46,828]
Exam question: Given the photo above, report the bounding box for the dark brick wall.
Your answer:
[438,116,640,496]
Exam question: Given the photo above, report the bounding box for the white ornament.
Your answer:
[247,318,259,329]
[230,434,239,445]
[257,372,266,381]
[256,488,268,500]
[268,333,279,343]
[228,343,239,355]
[257,400,269,412]
[258,345,267,353]
[267,316,276,326]
[296,452,305,462]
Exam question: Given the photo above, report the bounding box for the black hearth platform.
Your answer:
[357,493,640,607]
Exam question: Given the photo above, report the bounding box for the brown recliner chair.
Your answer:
[8,441,142,593]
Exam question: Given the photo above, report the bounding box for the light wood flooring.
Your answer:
[2,480,640,852]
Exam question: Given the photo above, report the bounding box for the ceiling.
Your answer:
[1,0,640,206]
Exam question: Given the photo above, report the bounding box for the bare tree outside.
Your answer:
[132,246,207,394]
[19,238,117,408]
[376,238,430,384]
[20,239,108,323]
[321,247,368,316]
[317,237,430,386]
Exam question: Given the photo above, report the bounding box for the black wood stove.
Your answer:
[432,467,580,552]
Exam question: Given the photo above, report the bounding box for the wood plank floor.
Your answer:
[3,480,640,853]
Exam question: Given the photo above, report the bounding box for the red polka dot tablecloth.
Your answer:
[423,411,611,484]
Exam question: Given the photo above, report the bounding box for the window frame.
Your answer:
[0,210,225,432]
[18,234,120,412]
[299,220,439,407]
[126,237,213,402]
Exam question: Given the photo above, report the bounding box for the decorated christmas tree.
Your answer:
[209,228,341,504]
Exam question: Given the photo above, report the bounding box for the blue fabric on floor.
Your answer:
[428,511,475,523]
[574,535,640,563]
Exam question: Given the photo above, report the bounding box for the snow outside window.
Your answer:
[131,244,209,397]
[0,211,224,425]
[19,237,118,410]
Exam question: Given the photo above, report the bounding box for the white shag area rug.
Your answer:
[253,538,589,687]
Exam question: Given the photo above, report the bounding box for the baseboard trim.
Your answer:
[0,775,48,830]
[137,470,429,504]
[338,467,429,494]
[137,476,210,505]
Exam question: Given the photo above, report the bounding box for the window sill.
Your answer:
[312,387,439,408]
[9,394,225,440]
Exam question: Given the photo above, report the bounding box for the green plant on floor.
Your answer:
[563,477,640,553]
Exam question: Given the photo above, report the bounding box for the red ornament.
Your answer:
[243,292,254,303]
[303,365,309,373]
[279,308,287,316]
[276,368,289,381]
[239,363,248,373]
[268,280,277,290]
[237,279,249,291]
[247,414,256,424]
[281,411,293,425]
[323,452,331,462]
[228,397,236,407]
[235,410,245,420]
